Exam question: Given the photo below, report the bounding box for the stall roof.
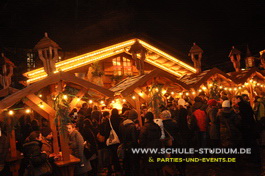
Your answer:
[0,71,114,110]
[24,38,196,84]
[110,69,189,97]
[179,67,234,89]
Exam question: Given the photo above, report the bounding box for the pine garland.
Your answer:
[148,84,165,118]
[54,93,72,136]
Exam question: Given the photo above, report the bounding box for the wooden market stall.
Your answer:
[0,71,114,176]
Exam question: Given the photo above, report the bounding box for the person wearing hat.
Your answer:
[161,110,186,176]
[119,109,139,175]
[218,100,242,148]
[206,99,220,148]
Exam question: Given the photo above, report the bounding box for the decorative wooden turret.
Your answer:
[189,43,203,74]
[128,40,147,75]
[34,33,61,75]
[260,50,265,69]
[245,45,255,69]
[0,53,15,89]
[229,46,241,72]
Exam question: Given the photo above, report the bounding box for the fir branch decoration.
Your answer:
[54,93,72,136]
[91,61,104,77]
[148,84,165,118]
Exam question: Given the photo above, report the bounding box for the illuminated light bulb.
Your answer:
[38,94,43,98]
[8,110,14,116]
[229,88,232,91]
[111,100,115,103]
[209,84,213,87]
[122,99,126,102]
[132,96,136,100]
[39,102,44,108]
[249,80,253,83]
[242,85,245,87]
[224,87,228,90]
[89,100,93,104]
[192,91,196,95]
[171,92,174,95]
[76,98,81,102]
[162,90,167,94]
[25,108,31,114]
[155,88,159,92]
[219,86,223,89]
[185,92,189,96]
[253,81,257,84]
[261,85,264,88]
[238,87,242,90]
[245,82,249,86]
[257,83,261,86]
[63,95,68,100]
[198,89,202,92]
[202,87,207,90]
[234,88,237,91]
[139,92,143,96]
[100,100,104,104]
[179,92,183,96]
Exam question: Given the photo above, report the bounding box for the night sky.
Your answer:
[0,0,265,71]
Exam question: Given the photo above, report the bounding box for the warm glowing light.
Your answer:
[39,102,44,108]
[139,92,144,96]
[234,88,237,91]
[122,99,126,102]
[63,95,68,100]
[249,80,253,83]
[198,89,202,92]
[155,88,159,92]
[238,87,242,89]
[229,88,232,91]
[224,87,228,90]
[132,96,136,100]
[25,109,31,114]
[245,82,249,86]
[219,86,223,89]
[76,98,81,102]
[162,90,167,94]
[185,92,189,96]
[171,92,175,95]
[209,84,213,87]
[257,83,261,86]
[100,100,105,104]
[8,110,14,116]
[89,100,93,104]
[179,92,183,96]
[38,94,43,98]
[202,87,207,90]
[192,91,196,95]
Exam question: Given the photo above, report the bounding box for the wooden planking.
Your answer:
[23,98,50,119]
[69,88,87,111]
[26,94,56,115]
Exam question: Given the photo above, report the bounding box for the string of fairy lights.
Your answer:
[5,79,265,116]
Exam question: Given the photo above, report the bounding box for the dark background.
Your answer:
[0,0,265,71]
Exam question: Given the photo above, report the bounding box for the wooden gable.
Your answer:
[24,38,196,84]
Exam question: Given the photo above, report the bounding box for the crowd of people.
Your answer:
[0,92,265,176]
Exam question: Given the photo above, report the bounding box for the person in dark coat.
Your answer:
[91,105,102,125]
[206,99,220,148]
[218,100,242,148]
[139,112,162,176]
[161,110,186,176]
[235,95,260,163]
[119,109,139,176]
[22,131,51,176]
[80,119,98,175]
[67,123,92,176]
[104,109,123,175]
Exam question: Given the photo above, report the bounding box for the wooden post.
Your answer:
[135,94,142,127]
[57,80,71,161]
[49,114,60,154]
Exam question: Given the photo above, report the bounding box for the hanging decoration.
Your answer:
[148,84,165,118]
